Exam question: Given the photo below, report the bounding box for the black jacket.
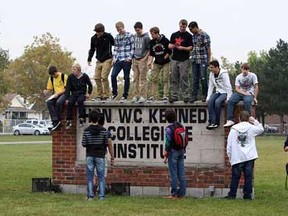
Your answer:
[65,73,93,98]
[88,32,115,63]
[150,34,171,65]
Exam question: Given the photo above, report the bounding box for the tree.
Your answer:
[0,48,10,110]
[248,40,288,131]
[4,33,75,115]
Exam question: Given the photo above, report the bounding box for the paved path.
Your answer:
[0,141,51,145]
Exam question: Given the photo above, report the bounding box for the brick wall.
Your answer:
[52,103,250,196]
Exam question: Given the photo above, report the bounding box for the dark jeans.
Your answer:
[227,93,254,121]
[192,63,208,97]
[228,159,255,199]
[207,93,227,125]
[46,94,66,122]
[111,60,132,98]
[66,94,86,120]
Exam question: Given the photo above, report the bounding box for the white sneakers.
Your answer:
[223,120,235,128]
[131,96,138,103]
[138,96,146,103]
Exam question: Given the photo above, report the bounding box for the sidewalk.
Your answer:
[0,141,51,145]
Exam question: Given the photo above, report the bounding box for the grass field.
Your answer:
[0,135,52,142]
[0,136,287,216]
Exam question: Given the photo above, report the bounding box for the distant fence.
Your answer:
[0,119,26,134]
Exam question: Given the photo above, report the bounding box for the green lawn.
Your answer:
[0,136,287,216]
[0,135,52,142]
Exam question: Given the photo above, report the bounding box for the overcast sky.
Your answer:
[1,0,287,71]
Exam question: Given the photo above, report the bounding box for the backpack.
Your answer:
[50,73,65,93]
[168,122,189,150]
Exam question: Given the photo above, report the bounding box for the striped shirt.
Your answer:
[82,125,108,158]
[113,32,135,61]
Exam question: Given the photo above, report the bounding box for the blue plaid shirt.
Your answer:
[113,32,135,61]
[191,30,211,64]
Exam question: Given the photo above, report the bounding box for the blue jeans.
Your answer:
[228,160,254,199]
[207,93,227,125]
[111,60,132,98]
[227,93,254,121]
[46,94,66,121]
[192,63,208,97]
[168,149,186,197]
[86,156,106,199]
[66,94,86,120]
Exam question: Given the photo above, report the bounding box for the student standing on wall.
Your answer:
[43,66,68,131]
[88,23,115,101]
[225,111,264,200]
[111,21,135,102]
[148,26,171,102]
[163,108,186,199]
[131,21,150,103]
[168,19,192,104]
[65,63,93,129]
[188,21,211,103]
[82,109,108,201]
[206,60,232,130]
[224,63,259,128]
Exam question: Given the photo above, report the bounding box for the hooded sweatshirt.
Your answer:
[150,34,172,65]
[227,120,264,166]
[82,124,108,157]
[206,70,232,101]
[134,32,150,59]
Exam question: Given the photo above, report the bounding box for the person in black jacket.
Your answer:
[65,63,93,129]
[148,27,172,102]
[82,109,108,201]
[88,23,114,101]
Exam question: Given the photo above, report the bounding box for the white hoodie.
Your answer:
[227,120,264,166]
[206,70,232,101]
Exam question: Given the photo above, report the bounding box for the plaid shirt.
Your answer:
[191,30,211,64]
[113,32,135,61]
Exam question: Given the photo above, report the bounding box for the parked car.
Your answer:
[13,123,50,135]
[264,124,278,133]
[25,119,53,131]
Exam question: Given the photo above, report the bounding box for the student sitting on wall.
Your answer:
[223,63,259,128]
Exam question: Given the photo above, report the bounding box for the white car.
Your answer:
[13,123,50,135]
[25,119,53,131]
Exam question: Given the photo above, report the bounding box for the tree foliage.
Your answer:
[4,33,75,112]
[0,48,10,109]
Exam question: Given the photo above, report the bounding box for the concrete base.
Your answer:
[59,184,252,198]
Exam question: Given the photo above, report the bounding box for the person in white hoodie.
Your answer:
[225,111,264,200]
[206,60,232,129]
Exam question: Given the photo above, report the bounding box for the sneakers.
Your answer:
[206,123,219,130]
[147,96,155,103]
[138,96,146,103]
[202,95,207,102]
[206,123,214,130]
[131,96,138,103]
[65,120,72,130]
[79,118,84,127]
[183,98,189,103]
[223,120,235,128]
[162,97,168,103]
[169,98,177,104]
[51,121,61,131]
[190,95,198,103]
[111,94,118,100]
[92,97,101,102]
[120,96,127,103]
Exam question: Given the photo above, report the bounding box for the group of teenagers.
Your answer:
[43,19,265,201]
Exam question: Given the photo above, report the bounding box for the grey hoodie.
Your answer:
[134,32,150,59]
